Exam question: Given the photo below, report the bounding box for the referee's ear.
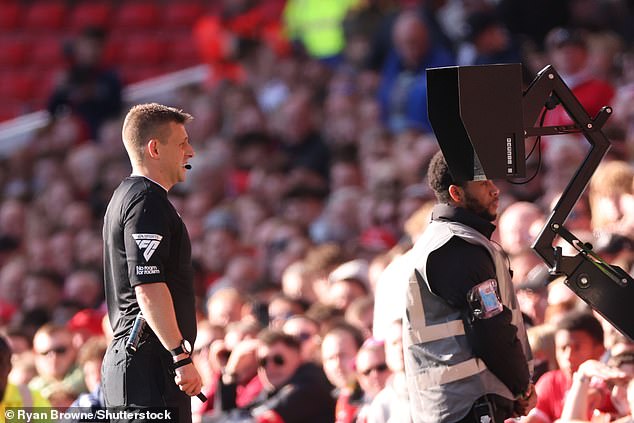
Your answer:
[147,139,160,160]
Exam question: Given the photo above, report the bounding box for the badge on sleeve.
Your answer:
[467,279,503,320]
[132,233,163,261]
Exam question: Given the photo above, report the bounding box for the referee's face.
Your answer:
[160,122,195,187]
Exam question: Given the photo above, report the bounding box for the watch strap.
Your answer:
[173,357,193,369]
[170,344,185,356]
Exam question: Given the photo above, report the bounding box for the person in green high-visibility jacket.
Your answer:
[283,0,359,64]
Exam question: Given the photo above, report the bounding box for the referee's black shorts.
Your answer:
[102,336,191,423]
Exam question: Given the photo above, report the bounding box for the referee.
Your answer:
[102,103,202,422]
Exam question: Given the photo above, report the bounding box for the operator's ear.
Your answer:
[147,139,160,159]
[448,184,463,204]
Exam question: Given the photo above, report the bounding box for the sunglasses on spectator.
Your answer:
[38,346,69,356]
[359,363,388,376]
[259,354,285,368]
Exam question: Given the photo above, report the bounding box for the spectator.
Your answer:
[22,270,65,315]
[63,267,104,309]
[267,294,305,329]
[328,259,371,311]
[525,311,608,423]
[282,315,322,364]
[366,319,411,423]
[321,321,366,423]
[68,336,107,411]
[377,10,454,134]
[283,0,357,64]
[281,261,318,306]
[213,329,336,422]
[206,287,245,328]
[355,338,392,422]
[47,26,123,140]
[527,324,558,383]
[0,335,50,417]
[345,296,375,339]
[29,324,86,401]
[588,160,634,236]
[557,351,634,422]
[542,27,615,129]
[497,201,546,257]
[458,9,523,66]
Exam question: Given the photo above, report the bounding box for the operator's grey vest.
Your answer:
[403,220,532,423]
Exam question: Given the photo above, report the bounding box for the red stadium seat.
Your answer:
[120,64,165,84]
[0,71,37,102]
[0,101,28,122]
[119,34,166,66]
[23,1,67,31]
[0,2,23,31]
[163,2,205,30]
[166,32,201,68]
[0,37,28,66]
[68,2,113,31]
[29,37,65,68]
[112,2,161,30]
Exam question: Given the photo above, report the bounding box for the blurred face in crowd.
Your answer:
[268,297,302,330]
[555,329,605,377]
[355,344,390,398]
[257,341,302,391]
[393,12,430,70]
[283,316,321,363]
[321,330,359,389]
[550,43,588,76]
[498,202,544,256]
[329,280,367,311]
[33,330,76,380]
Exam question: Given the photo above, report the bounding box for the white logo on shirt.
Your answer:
[132,233,163,261]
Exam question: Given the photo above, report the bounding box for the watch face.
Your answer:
[183,339,192,354]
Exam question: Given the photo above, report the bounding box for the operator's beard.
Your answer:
[463,192,497,222]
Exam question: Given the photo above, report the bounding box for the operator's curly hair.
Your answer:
[427,150,460,203]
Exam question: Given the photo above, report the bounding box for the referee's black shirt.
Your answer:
[103,176,196,344]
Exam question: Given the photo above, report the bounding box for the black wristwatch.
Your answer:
[169,339,192,357]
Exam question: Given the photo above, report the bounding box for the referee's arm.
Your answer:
[136,282,203,397]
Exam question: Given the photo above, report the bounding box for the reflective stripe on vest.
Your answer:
[406,271,466,344]
[413,357,487,389]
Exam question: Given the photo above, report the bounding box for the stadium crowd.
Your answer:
[2,0,634,422]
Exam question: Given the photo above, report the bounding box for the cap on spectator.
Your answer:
[545,27,587,50]
[329,259,370,287]
[68,309,104,337]
[359,227,397,252]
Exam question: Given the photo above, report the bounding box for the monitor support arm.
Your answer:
[525,65,634,339]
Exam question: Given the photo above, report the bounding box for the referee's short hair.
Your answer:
[122,103,193,164]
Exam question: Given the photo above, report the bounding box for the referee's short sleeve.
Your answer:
[123,191,170,286]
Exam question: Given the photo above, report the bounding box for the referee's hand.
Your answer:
[174,362,203,397]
